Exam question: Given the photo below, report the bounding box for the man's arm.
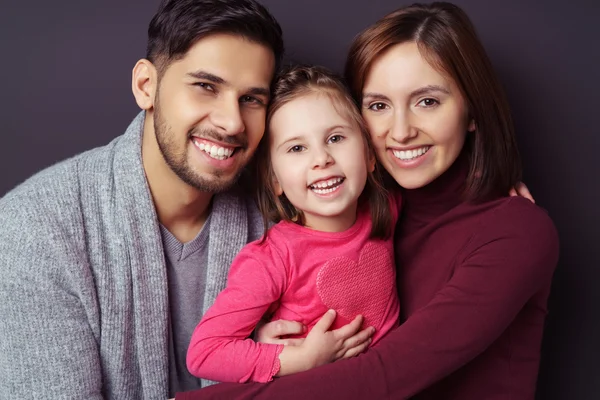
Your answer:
[0,206,104,399]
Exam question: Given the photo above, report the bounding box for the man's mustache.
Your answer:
[188,127,248,148]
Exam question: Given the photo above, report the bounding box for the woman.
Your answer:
[178,2,558,399]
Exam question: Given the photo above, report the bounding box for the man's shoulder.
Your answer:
[0,136,126,231]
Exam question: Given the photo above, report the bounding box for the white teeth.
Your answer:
[310,177,344,192]
[392,146,430,160]
[193,140,235,160]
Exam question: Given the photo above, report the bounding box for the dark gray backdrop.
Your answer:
[1,0,598,398]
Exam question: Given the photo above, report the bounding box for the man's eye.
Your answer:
[195,82,215,92]
[241,96,262,105]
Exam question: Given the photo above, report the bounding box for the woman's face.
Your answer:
[361,41,475,189]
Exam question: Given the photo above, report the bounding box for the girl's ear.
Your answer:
[273,176,283,196]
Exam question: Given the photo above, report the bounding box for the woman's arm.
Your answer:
[177,198,559,399]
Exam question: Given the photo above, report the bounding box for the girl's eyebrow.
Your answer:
[276,135,304,151]
[274,124,354,151]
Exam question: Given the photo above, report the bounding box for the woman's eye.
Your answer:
[418,98,439,107]
[368,102,388,111]
[289,145,305,153]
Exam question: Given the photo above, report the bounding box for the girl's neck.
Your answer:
[301,202,359,233]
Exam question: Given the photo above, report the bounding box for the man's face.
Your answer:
[152,34,275,192]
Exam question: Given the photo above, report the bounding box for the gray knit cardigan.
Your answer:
[0,112,263,399]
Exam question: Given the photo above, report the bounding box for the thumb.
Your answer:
[312,309,337,333]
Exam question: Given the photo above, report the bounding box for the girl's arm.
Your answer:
[178,198,559,399]
[186,242,288,383]
[186,240,373,383]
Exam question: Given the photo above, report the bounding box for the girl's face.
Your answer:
[268,92,373,232]
[361,41,475,189]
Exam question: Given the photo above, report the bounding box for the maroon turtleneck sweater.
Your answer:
[177,156,559,400]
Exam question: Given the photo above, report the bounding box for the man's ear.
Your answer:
[132,59,158,110]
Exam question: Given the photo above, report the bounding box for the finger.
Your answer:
[273,320,307,337]
[516,182,535,203]
[331,314,364,339]
[255,319,306,344]
[311,309,337,333]
[341,338,372,359]
[342,326,375,349]
[280,338,305,347]
[508,187,517,197]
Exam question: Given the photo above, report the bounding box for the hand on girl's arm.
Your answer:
[276,310,374,377]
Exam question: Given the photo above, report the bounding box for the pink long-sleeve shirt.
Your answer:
[186,204,400,384]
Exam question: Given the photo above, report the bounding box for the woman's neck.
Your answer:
[400,149,470,224]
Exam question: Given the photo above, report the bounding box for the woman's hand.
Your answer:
[509,181,535,203]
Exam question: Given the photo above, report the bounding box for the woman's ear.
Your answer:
[468,118,477,132]
[132,59,158,110]
[368,152,377,173]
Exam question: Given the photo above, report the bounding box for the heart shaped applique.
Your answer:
[316,242,395,330]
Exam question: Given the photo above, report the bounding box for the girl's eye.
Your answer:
[368,102,388,111]
[288,145,305,153]
[328,134,344,144]
[418,98,439,107]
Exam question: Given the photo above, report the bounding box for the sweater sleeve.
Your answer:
[176,198,559,399]
[186,239,287,383]
[0,198,103,399]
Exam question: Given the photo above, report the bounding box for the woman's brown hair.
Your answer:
[255,64,392,240]
[345,1,522,201]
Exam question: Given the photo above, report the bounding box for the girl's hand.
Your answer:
[276,310,375,376]
[509,181,535,203]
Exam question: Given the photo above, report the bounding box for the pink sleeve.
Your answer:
[186,239,287,383]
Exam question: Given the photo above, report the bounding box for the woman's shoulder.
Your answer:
[460,196,559,263]
[474,196,556,232]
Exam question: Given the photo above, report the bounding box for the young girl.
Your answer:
[186,65,400,383]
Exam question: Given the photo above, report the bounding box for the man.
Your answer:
[0,0,283,398]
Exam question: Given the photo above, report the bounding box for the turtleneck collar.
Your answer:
[399,148,470,226]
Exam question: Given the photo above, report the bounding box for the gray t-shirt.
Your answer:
[161,215,211,397]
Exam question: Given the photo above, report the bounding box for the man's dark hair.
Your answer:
[146,0,284,74]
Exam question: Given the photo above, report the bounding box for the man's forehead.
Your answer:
[171,34,275,88]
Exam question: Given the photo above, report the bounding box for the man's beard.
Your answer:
[153,101,249,193]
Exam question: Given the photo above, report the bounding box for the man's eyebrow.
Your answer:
[247,87,270,98]
[187,70,269,98]
[186,70,226,85]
